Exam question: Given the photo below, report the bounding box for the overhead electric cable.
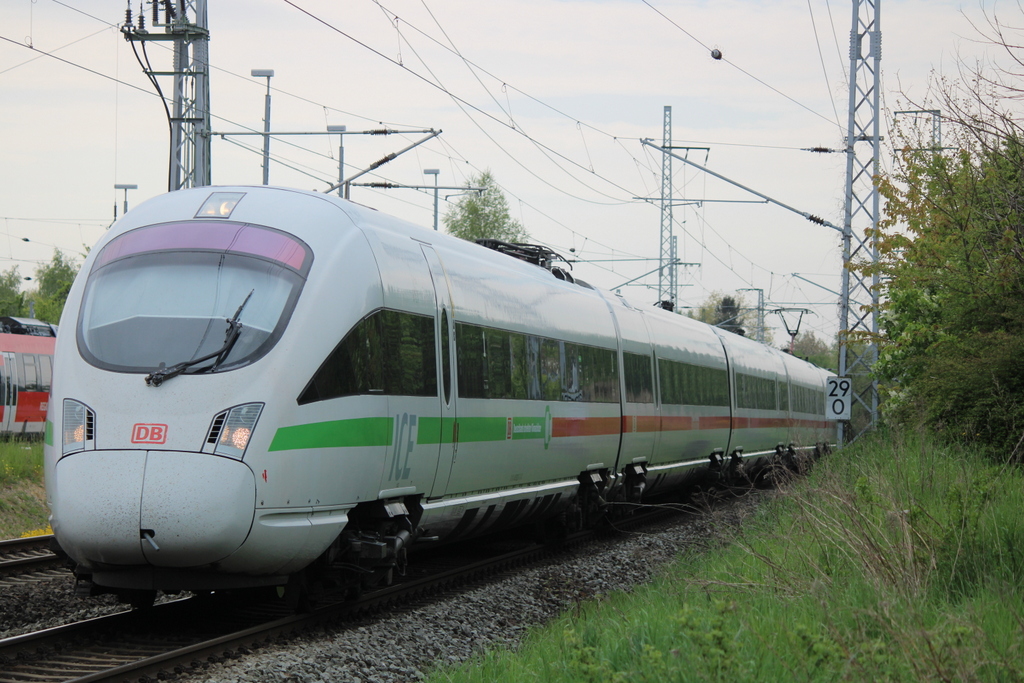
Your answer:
[385,11,627,204]
[0,25,110,76]
[0,32,154,97]
[806,0,843,128]
[280,0,642,204]
[640,0,843,132]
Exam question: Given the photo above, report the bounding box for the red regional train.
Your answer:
[0,317,57,438]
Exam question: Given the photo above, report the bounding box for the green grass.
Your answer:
[428,431,1024,682]
[0,440,43,485]
[0,441,50,538]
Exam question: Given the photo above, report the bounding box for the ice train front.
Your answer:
[43,188,328,596]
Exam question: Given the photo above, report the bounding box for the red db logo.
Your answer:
[132,423,168,444]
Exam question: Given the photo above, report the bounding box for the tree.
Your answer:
[0,266,26,318]
[30,249,80,324]
[868,137,1024,449]
[846,7,1024,452]
[861,83,1024,450]
[689,291,746,336]
[443,170,528,243]
[789,331,836,372]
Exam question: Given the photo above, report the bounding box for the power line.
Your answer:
[640,0,844,132]
[806,0,843,128]
[280,0,645,205]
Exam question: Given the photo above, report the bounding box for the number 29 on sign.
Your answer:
[826,377,851,420]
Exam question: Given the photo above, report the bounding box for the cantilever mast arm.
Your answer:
[640,139,842,233]
[327,130,441,194]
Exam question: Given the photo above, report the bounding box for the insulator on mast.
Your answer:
[124,2,133,29]
[369,153,397,170]
[151,0,159,26]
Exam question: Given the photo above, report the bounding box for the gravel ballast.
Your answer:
[0,489,768,682]
[189,489,768,683]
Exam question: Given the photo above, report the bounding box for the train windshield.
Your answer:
[77,221,312,375]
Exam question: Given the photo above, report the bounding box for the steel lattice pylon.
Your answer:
[839,0,881,442]
[124,0,211,191]
[659,105,675,308]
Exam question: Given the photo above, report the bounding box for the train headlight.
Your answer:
[62,399,95,456]
[203,403,263,460]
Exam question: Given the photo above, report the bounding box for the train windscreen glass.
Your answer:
[77,221,312,374]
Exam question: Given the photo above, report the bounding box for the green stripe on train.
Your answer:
[416,417,456,445]
[268,417,394,451]
[270,415,550,452]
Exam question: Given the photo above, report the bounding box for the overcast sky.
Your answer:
[0,0,1003,343]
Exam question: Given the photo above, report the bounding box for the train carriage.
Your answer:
[43,186,833,602]
[0,317,57,437]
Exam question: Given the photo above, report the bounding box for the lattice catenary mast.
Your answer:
[123,0,211,191]
[839,0,881,441]
[659,105,675,309]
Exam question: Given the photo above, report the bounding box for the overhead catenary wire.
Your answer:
[640,0,844,133]
[10,0,847,339]
[280,0,648,205]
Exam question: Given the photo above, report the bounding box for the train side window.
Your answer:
[580,345,619,403]
[20,354,39,392]
[562,343,581,400]
[379,310,437,397]
[791,385,826,415]
[299,309,437,404]
[657,358,679,405]
[485,328,512,399]
[454,324,616,403]
[658,358,729,407]
[509,333,531,400]
[440,309,451,404]
[736,372,778,410]
[298,312,384,404]
[539,339,561,401]
[624,352,654,403]
[38,355,52,392]
[779,381,790,411]
[455,323,486,399]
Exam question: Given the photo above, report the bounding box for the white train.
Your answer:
[44,186,833,604]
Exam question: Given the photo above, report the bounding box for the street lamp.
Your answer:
[114,183,138,219]
[251,69,275,185]
[327,124,347,198]
[424,168,440,231]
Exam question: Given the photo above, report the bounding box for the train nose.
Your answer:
[52,450,256,569]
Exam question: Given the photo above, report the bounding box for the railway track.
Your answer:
[0,535,64,586]
[0,503,691,683]
[0,475,790,683]
[0,528,574,682]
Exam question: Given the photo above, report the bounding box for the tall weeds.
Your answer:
[430,430,1024,682]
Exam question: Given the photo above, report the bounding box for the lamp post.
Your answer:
[114,183,138,219]
[424,168,440,231]
[327,124,347,197]
[251,69,274,185]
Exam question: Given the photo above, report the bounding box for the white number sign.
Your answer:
[825,377,852,420]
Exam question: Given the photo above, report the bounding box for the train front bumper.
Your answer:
[51,450,256,573]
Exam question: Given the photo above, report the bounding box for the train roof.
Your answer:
[0,317,57,337]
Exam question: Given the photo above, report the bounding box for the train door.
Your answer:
[420,245,458,498]
[0,352,16,432]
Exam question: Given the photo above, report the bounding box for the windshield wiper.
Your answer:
[145,290,255,387]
